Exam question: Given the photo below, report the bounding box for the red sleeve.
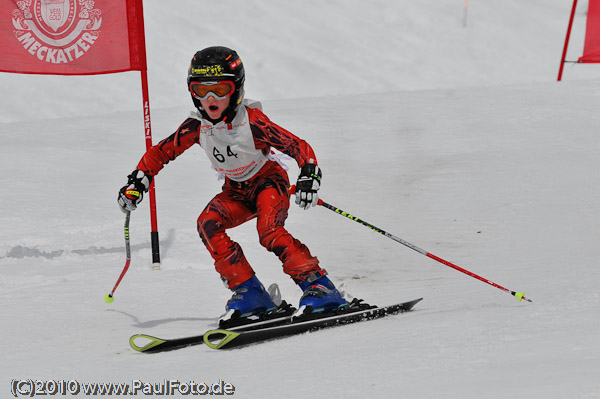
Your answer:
[247,107,317,167]
[136,118,201,176]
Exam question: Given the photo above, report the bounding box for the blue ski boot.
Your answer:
[297,271,347,314]
[222,275,276,321]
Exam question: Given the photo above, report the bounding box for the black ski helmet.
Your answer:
[187,46,245,123]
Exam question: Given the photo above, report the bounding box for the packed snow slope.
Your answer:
[1,1,600,399]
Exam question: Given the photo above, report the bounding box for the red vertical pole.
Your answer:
[558,0,579,81]
[130,0,161,270]
[111,0,156,290]
[140,69,161,270]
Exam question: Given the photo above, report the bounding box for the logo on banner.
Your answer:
[11,0,102,64]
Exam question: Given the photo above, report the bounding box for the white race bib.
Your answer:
[195,106,269,182]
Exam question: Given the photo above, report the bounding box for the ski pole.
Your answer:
[105,211,132,303]
[290,186,531,303]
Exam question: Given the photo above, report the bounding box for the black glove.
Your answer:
[117,170,152,213]
[295,159,321,210]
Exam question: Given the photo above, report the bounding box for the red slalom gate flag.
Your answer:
[0,0,162,268]
[579,0,600,63]
[0,0,146,74]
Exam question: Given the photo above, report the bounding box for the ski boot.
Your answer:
[296,271,347,316]
[221,275,276,322]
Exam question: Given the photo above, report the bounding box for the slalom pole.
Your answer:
[558,0,578,81]
[140,69,161,270]
[290,186,531,303]
[105,211,132,303]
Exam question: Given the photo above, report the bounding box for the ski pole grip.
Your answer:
[288,185,324,206]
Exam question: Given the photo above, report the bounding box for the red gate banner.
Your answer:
[0,0,161,267]
[0,0,146,75]
[579,0,600,63]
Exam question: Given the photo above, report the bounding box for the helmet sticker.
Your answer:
[229,58,242,69]
[191,65,224,77]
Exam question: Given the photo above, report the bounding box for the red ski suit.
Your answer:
[136,104,321,288]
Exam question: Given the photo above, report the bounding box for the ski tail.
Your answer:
[129,333,204,353]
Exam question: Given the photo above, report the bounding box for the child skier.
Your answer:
[117,46,347,322]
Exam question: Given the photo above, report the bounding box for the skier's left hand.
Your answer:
[295,159,321,210]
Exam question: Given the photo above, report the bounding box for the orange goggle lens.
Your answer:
[190,81,235,100]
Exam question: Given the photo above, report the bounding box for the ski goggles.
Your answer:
[189,80,235,100]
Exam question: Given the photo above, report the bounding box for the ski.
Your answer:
[129,298,422,353]
[129,301,297,353]
[203,298,423,350]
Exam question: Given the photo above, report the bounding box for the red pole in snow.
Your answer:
[134,0,161,269]
[140,69,161,270]
[558,0,579,81]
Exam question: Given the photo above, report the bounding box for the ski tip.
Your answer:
[129,334,166,352]
[403,297,423,310]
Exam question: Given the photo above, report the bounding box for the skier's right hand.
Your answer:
[117,169,152,212]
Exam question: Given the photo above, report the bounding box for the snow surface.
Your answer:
[1,1,599,398]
